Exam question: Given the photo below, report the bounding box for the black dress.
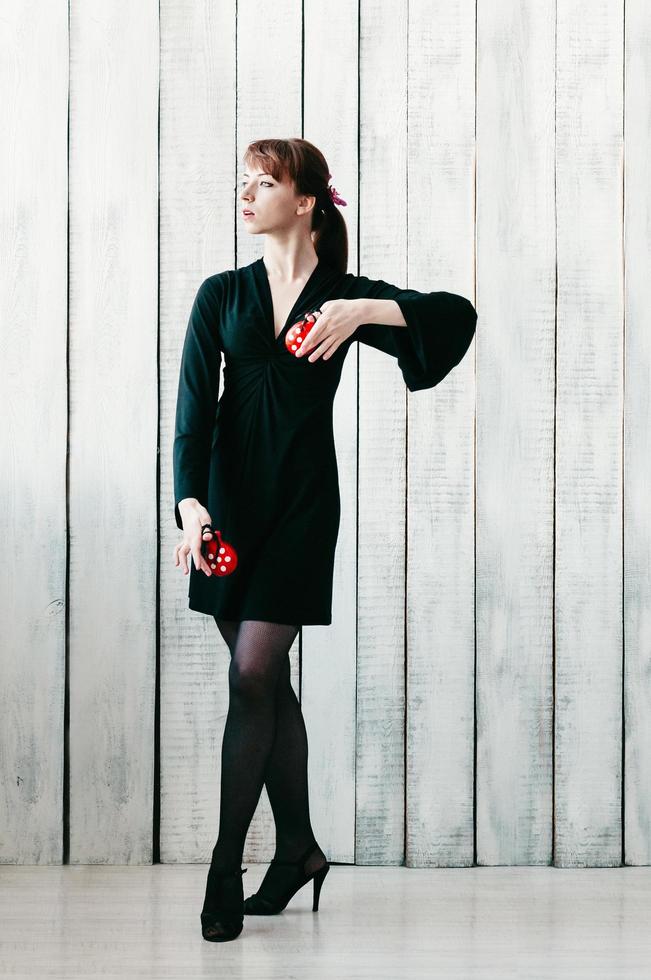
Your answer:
[173,256,477,625]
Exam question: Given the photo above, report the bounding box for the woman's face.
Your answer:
[239,165,315,234]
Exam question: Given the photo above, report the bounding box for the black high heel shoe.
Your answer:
[243,841,330,915]
[200,861,248,941]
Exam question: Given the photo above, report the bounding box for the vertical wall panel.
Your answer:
[405,0,476,868]
[159,0,236,863]
[3,0,646,870]
[68,0,159,863]
[356,0,409,865]
[476,0,556,864]
[624,0,651,868]
[0,4,68,865]
[235,0,304,864]
[555,0,624,866]
[303,0,360,868]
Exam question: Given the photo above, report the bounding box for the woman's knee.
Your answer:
[228,654,278,701]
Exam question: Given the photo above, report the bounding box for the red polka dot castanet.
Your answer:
[200,524,238,576]
[285,310,320,356]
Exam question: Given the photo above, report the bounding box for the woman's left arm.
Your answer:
[300,276,477,392]
[353,297,409,328]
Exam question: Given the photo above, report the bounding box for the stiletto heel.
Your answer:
[312,862,329,911]
[200,863,248,941]
[243,840,330,915]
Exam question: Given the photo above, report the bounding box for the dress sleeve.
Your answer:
[352,275,477,392]
[173,276,222,530]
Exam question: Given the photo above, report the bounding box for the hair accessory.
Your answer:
[200,524,238,576]
[327,184,347,206]
[325,172,347,206]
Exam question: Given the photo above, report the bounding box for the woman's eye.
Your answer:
[240,181,273,187]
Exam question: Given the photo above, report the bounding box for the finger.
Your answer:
[320,339,340,361]
[307,337,335,362]
[200,529,214,576]
[179,543,189,575]
[197,539,215,576]
[192,548,209,576]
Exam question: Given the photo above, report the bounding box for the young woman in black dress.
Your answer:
[172,138,477,942]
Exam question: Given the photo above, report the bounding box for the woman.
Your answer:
[172,138,477,942]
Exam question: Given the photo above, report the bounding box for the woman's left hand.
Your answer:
[295,298,365,361]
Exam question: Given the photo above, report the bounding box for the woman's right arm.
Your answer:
[172,276,223,575]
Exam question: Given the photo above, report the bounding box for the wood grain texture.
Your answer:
[555,0,624,866]
[4,1,647,872]
[4,865,651,976]
[302,0,360,868]
[405,0,476,868]
[0,4,68,865]
[159,0,236,863]
[234,0,304,865]
[68,0,159,863]
[356,0,409,866]
[624,0,651,868]
[476,0,556,865]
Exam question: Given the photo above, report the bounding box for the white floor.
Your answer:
[1,864,650,979]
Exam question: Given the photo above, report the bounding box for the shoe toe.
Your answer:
[201,916,244,941]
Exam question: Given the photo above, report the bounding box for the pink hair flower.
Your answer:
[327,184,347,207]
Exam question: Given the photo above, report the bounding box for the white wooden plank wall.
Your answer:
[302,0,360,868]
[624,0,651,867]
[355,0,410,868]
[1,0,649,871]
[476,0,556,864]
[158,0,235,866]
[0,4,69,864]
[405,0,476,868]
[233,0,305,863]
[555,0,624,868]
[68,1,159,863]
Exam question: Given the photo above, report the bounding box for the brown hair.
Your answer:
[243,138,348,275]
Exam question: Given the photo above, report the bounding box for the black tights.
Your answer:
[211,618,321,871]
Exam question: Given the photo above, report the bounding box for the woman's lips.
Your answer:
[243,211,255,219]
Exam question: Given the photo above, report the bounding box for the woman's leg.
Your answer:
[213,617,322,862]
[214,617,239,655]
[210,619,300,871]
[261,654,321,859]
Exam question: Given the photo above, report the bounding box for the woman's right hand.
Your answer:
[173,498,215,576]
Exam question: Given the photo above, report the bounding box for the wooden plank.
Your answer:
[356,0,409,866]
[302,0,360,868]
[405,0,476,868]
[555,0,624,866]
[476,0,556,864]
[68,0,158,862]
[159,0,236,863]
[234,0,304,865]
[624,0,651,867]
[0,3,68,864]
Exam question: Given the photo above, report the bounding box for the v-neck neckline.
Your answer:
[254,256,324,344]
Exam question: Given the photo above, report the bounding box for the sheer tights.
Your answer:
[211,618,326,878]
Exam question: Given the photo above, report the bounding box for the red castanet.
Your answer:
[285,311,319,356]
[200,525,238,576]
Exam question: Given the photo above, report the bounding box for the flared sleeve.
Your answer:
[173,275,223,530]
[352,275,477,392]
